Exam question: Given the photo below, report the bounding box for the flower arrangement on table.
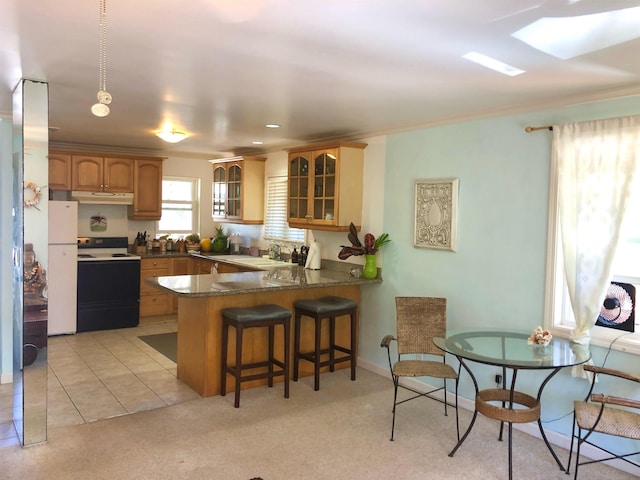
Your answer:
[527,326,552,347]
[338,223,391,259]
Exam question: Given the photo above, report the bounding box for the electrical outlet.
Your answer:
[494,373,502,385]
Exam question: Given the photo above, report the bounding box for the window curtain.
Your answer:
[553,115,640,376]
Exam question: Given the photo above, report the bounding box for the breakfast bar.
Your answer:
[147,264,380,397]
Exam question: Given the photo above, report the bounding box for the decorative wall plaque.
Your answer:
[414,178,458,251]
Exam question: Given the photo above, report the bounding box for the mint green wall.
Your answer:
[358,95,640,442]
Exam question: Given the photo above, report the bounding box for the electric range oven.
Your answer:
[77,236,141,333]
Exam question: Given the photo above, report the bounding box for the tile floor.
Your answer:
[0,315,199,447]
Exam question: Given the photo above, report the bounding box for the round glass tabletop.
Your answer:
[433,329,591,369]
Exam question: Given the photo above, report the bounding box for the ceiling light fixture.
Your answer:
[462,51,525,77]
[265,124,280,128]
[252,141,264,145]
[156,129,188,143]
[91,0,112,117]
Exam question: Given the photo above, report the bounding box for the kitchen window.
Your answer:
[157,177,200,238]
[544,118,640,353]
[264,176,306,244]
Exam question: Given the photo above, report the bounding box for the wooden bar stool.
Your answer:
[220,304,291,408]
[293,296,357,391]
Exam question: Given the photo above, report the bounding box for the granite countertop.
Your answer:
[146,264,381,297]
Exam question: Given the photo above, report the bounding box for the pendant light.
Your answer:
[91,0,112,117]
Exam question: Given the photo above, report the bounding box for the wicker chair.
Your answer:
[380,297,459,441]
[567,364,640,478]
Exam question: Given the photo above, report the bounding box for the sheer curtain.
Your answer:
[553,116,640,369]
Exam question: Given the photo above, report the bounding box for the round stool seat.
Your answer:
[294,296,358,314]
[222,304,291,323]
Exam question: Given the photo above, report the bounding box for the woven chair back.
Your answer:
[395,297,447,357]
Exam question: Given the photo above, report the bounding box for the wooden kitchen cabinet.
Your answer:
[128,158,163,220]
[140,257,171,317]
[191,257,214,274]
[140,256,194,317]
[286,141,367,232]
[210,155,265,224]
[71,155,134,192]
[48,152,72,190]
[170,257,191,313]
[214,261,255,273]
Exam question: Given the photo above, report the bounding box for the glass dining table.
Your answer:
[433,329,591,480]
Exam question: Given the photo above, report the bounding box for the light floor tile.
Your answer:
[1,317,199,433]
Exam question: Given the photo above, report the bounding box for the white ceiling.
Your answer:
[2,0,640,159]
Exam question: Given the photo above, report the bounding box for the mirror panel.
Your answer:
[13,79,49,446]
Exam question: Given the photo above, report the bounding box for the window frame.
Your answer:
[156,176,201,238]
[544,146,640,354]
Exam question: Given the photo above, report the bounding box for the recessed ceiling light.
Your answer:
[252,141,264,145]
[265,124,280,128]
[462,52,525,77]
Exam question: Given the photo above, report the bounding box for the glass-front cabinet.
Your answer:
[286,141,367,232]
[210,156,266,224]
[212,164,226,218]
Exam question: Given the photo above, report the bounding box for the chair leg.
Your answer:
[234,325,243,408]
[350,309,357,381]
[283,319,290,399]
[220,321,228,396]
[443,378,449,416]
[574,426,583,480]
[293,313,301,382]
[329,316,336,372]
[508,422,513,480]
[391,375,399,441]
[314,316,322,391]
[268,324,274,388]
[566,414,577,475]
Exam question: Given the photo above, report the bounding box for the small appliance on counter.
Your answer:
[230,233,243,254]
[298,245,309,266]
[305,241,321,270]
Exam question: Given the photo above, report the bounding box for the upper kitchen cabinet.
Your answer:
[286,141,367,231]
[48,152,72,190]
[210,155,266,224]
[71,155,134,192]
[128,158,163,220]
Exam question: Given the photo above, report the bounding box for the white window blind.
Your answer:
[264,176,306,243]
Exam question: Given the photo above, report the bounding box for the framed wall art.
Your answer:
[414,178,458,251]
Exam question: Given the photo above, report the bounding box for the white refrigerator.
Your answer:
[48,201,78,335]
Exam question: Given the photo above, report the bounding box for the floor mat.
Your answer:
[138,332,177,362]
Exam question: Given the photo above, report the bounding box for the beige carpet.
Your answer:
[0,368,636,480]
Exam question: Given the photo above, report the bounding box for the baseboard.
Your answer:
[0,372,13,384]
[357,358,638,476]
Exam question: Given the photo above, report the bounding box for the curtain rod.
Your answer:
[524,125,553,133]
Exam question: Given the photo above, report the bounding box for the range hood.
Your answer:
[71,191,134,205]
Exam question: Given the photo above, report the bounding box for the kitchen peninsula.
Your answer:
[147,262,381,397]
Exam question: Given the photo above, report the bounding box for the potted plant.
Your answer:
[211,226,229,253]
[185,233,201,252]
[338,223,390,279]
